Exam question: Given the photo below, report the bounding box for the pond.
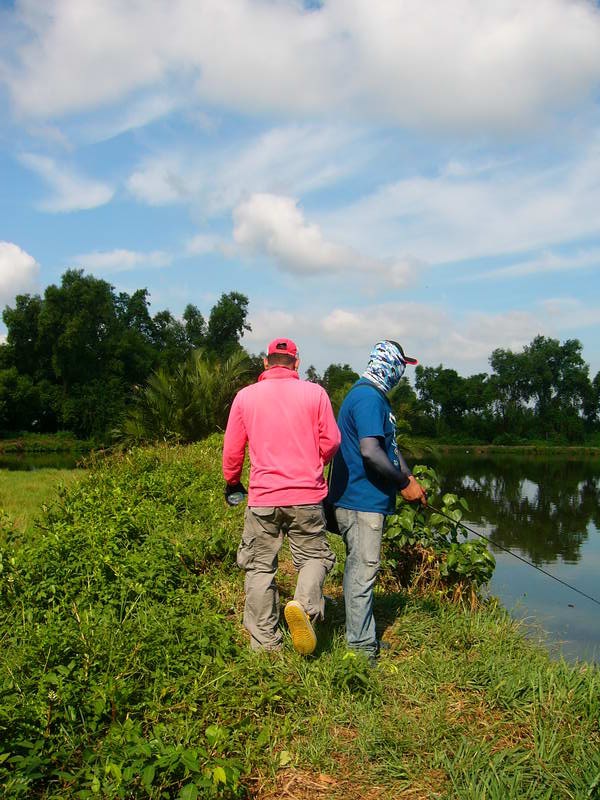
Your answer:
[425,451,600,664]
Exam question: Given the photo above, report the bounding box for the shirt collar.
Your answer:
[258,366,300,381]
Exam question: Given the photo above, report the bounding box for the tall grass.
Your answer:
[0,436,597,799]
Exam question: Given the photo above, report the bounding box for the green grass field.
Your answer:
[0,468,81,536]
[0,438,598,799]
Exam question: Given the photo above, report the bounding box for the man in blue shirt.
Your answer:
[329,340,427,660]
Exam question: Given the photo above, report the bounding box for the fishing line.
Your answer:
[426,503,600,608]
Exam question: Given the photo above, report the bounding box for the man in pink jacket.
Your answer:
[223,337,340,655]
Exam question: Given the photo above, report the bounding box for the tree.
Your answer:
[319,363,359,414]
[0,368,40,431]
[151,310,189,369]
[2,294,49,380]
[321,363,359,395]
[115,288,157,386]
[305,365,322,384]
[414,365,468,433]
[205,292,251,357]
[521,336,591,440]
[182,304,206,349]
[488,347,531,438]
[120,349,253,443]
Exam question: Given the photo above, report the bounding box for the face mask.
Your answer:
[362,341,406,393]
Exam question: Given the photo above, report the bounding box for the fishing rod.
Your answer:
[426,502,600,608]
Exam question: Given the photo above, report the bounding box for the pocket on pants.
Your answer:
[295,504,326,535]
[236,531,256,570]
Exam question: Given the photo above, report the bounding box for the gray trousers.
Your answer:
[236,504,336,651]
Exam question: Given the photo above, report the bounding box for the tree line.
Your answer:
[304,339,600,444]
[1,269,599,443]
[0,270,257,439]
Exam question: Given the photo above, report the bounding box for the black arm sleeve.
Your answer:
[359,437,411,490]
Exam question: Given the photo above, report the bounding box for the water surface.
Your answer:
[427,452,600,663]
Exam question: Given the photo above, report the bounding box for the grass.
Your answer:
[0,431,93,453]
[0,437,598,799]
[0,467,81,536]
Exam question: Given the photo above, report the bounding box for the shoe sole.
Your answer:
[284,601,317,655]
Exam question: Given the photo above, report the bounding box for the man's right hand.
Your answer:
[400,475,427,506]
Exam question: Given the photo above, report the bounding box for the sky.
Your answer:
[1,0,600,379]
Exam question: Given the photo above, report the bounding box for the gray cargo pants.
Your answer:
[236,504,336,651]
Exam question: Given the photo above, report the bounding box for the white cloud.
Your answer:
[4,0,600,133]
[239,295,600,377]
[0,242,40,306]
[20,153,114,212]
[241,309,298,353]
[469,248,600,280]
[185,234,228,256]
[79,92,182,143]
[323,140,600,266]
[127,155,190,206]
[205,124,363,215]
[126,123,365,211]
[233,192,414,285]
[73,248,172,274]
[233,193,358,275]
[302,302,545,374]
[538,298,600,331]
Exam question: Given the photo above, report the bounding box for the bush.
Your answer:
[382,466,495,606]
[0,437,251,798]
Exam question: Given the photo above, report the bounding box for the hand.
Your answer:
[225,481,247,506]
[400,475,427,506]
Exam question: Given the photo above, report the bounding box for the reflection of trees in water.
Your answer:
[431,455,600,566]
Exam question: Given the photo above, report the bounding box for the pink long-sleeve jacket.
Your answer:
[222,366,341,507]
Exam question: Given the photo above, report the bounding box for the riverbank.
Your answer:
[1,437,597,798]
[0,431,94,454]
[408,438,600,459]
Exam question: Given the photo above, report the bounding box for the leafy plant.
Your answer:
[118,349,253,444]
[382,465,495,603]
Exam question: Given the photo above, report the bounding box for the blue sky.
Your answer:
[1,0,600,378]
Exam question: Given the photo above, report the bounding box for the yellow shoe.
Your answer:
[284,600,317,655]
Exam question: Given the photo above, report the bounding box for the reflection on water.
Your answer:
[433,454,600,565]
[425,453,600,664]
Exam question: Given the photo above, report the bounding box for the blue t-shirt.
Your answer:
[328,379,400,515]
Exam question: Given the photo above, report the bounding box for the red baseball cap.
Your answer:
[389,340,418,365]
[267,338,298,357]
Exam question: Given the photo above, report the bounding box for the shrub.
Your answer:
[382,465,495,606]
[0,437,250,799]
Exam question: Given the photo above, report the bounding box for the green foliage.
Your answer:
[0,439,247,798]
[0,439,598,798]
[303,363,360,415]
[204,293,251,359]
[383,466,495,596]
[0,271,253,440]
[119,350,253,443]
[410,335,599,443]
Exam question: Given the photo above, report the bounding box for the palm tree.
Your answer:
[118,349,253,443]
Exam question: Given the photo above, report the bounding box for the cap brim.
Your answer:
[403,355,418,365]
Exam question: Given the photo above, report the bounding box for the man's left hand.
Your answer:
[400,475,427,506]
